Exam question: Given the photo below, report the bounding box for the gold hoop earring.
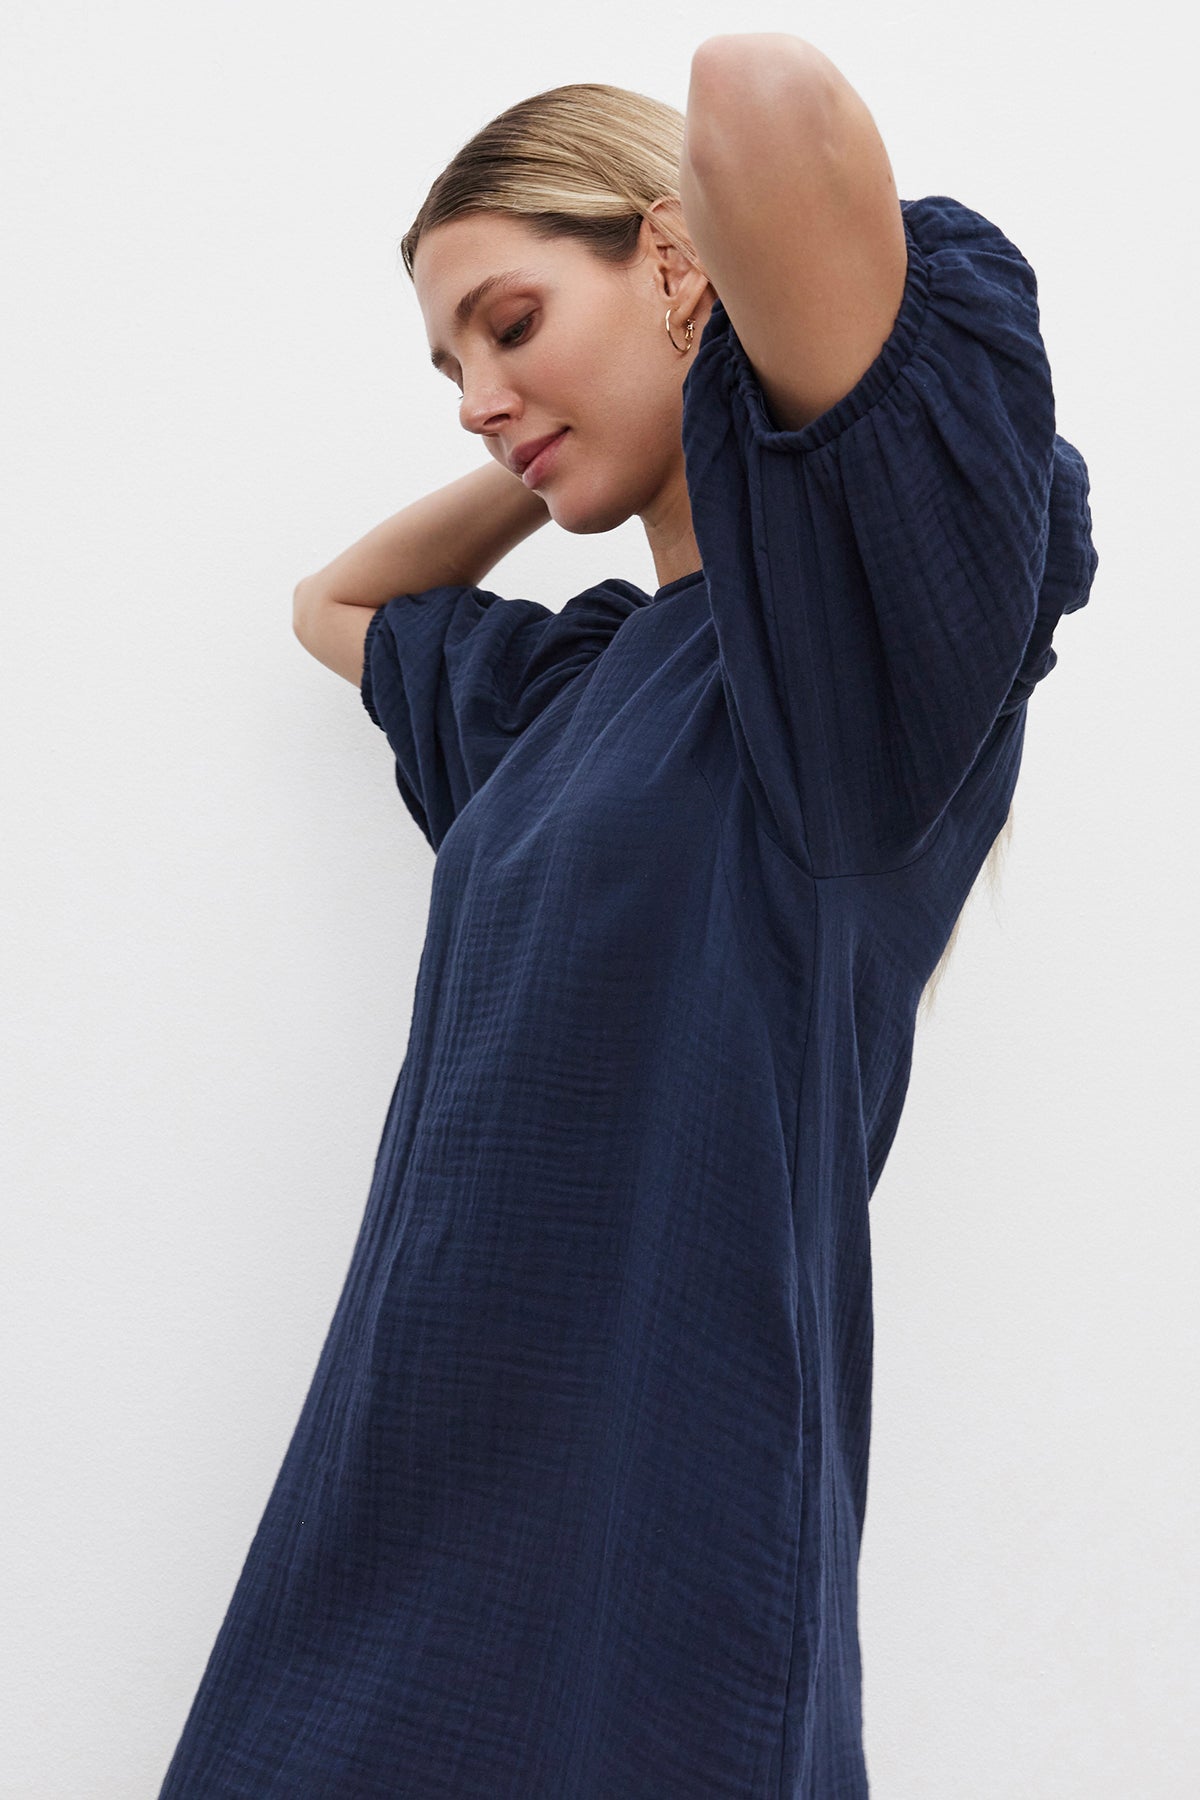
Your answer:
[665,308,696,355]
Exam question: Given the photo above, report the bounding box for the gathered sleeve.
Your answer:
[360,579,642,851]
[681,192,1100,878]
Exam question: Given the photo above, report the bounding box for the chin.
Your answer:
[547,476,636,537]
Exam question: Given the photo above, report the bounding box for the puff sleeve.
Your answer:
[360,579,642,852]
[681,192,1099,878]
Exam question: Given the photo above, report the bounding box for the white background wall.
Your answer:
[2,1,1193,1795]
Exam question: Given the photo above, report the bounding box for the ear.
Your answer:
[641,198,715,318]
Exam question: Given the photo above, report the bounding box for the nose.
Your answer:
[458,378,514,433]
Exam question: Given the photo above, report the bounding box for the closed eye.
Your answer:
[450,314,534,396]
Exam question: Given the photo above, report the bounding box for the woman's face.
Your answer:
[412,209,714,539]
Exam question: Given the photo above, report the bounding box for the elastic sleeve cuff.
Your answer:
[709,205,933,456]
[360,603,388,730]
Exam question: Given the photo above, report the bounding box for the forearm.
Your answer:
[293,460,551,612]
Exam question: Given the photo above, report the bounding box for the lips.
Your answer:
[511,429,567,476]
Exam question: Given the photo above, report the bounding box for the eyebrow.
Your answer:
[428,269,541,373]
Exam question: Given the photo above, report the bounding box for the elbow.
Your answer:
[690,33,823,91]
[686,36,834,175]
[692,31,818,62]
[292,577,318,646]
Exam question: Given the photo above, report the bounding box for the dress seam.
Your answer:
[752,806,953,885]
[777,860,821,1797]
[685,747,818,1799]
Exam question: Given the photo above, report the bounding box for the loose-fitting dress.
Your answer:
[160,194,1099,1798]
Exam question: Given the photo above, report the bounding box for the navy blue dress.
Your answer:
[160,195,1098,1797]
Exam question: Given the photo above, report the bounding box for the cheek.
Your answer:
[545,320,677,483]
[581,336,668,440]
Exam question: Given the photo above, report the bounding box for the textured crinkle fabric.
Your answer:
[160,195,1097,1798]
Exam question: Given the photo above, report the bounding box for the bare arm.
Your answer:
[293,460,551,687]
[680,33,907,435]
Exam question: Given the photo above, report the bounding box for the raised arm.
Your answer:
[678,32,908,435]
[294,460,551,687]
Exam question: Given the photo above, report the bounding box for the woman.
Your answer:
[161,37,1098,1798]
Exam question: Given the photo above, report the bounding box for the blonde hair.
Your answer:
[400,82,697,282]
[401,81,1015,1019]
[917,800,1016,1024]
